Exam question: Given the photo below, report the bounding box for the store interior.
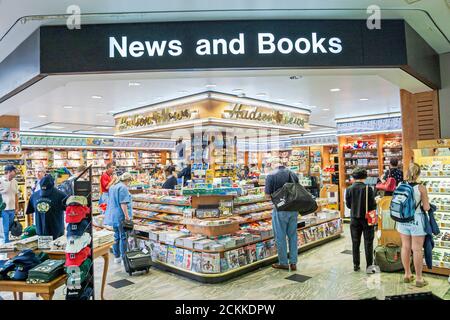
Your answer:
[0,67,449,300]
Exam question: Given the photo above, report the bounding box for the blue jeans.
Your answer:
[113,223,127,259]
[272,209,298,265]
[1,210,15,243]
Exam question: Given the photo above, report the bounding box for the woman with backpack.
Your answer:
[397,163,430,287]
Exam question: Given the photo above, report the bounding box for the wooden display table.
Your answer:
[0,275,66,300]
[1,241,113,300]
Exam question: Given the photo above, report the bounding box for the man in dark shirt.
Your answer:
[345,168,377,272]
[26,174,67,239]
[265,162,299,271]
[177,161,192,186]
[162,166,178,190]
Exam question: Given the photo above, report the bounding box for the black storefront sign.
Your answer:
[40,19,408,73]
[0,19,441,103]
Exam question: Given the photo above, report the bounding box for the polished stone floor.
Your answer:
[1,225,449,300]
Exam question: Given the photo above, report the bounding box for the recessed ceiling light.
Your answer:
[322,108,330,111]
[277,98,285,102]
[38,115,47,118]
[63,105,73,109]
[23,121,30,124]
[44,125,65,130]
[205,84,216,89]
[128,81,141,87]
[256,93,267,97]
[91,95,102,99]
[360,98,369,101]
[330,88,341,92]
[96,126,111,130]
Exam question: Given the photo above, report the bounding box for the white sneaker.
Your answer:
[114,257,122,264]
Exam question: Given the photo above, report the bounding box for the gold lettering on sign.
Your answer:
[118,108,192,131]
[222,104,306,128]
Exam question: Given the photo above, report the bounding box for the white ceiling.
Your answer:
[0,68,431,136]
[0,0,449,64]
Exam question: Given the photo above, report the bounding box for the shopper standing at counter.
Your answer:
[99,163,118,210]
[264,160,299,271]
[104,172,133,264]
[0,165,19,243]
[31,165,46,193]
[345,168,376,273]
[177,160,192,186]
[162,166,178,190]
[380,158,403,196]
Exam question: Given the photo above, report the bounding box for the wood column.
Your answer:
[400,89,440,171]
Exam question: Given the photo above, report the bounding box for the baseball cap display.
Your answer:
[66,219,90,237]
[65,246,91,267]
[66,258,92,290]
[66,195,88,206]
[65,205,90,223]
[65,233,92,254]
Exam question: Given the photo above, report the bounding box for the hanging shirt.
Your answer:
[26,188,67,239]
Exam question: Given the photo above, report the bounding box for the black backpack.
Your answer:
[271,171,318,215]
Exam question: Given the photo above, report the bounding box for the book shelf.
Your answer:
[414,139,450,276]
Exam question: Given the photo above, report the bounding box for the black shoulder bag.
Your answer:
[270,170,318,215]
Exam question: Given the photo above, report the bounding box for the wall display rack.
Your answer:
[414,139,450,276]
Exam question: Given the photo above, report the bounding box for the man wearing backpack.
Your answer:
[265,159,299,272]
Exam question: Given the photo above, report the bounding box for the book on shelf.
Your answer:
[201,253,221,273]
[183,250,193,270]
[224,249,240,270]
[237,248,248,267]
[174,247,185,268]
[192,252,203,273]
[245,244,257,263]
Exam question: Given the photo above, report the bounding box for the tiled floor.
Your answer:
[1,225,449,300]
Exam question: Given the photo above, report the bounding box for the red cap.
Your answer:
[65,246,91,267]
[65,205,90,223]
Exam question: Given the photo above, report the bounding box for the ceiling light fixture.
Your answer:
[322,108,330,111]
[205,84,217,89]
[96,126,111,130]
[277,98,285,102]
[360,98,369,101]
[63,105,73,109]
[91,95,103,99]
[43,125,65,130]
[38,115,47,118]
[23,121,30,124]
[330,88,341,92]
[128,81,141,87]
[256,93,267,97]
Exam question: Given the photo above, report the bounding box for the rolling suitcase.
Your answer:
[123,227,152,276]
